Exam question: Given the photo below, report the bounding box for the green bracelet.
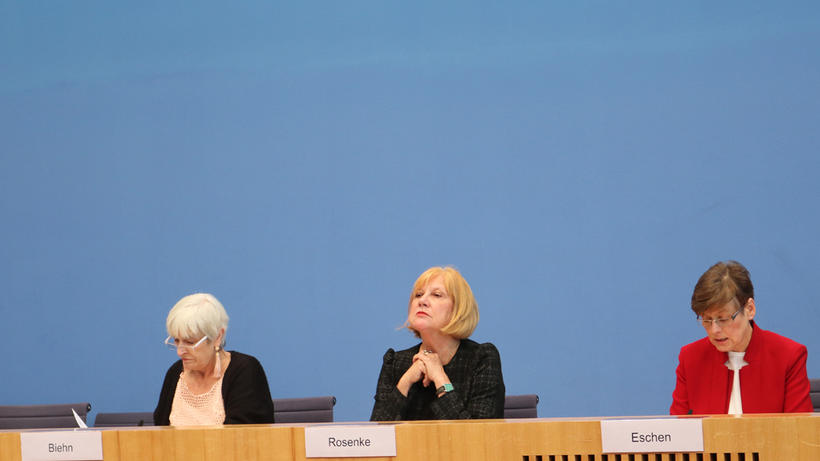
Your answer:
[436,383,454,396]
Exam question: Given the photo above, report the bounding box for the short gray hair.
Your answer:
[166,293,229,347]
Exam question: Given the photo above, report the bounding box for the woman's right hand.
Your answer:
[396,357,428,397]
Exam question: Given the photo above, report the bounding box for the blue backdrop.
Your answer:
[2,2,819,422]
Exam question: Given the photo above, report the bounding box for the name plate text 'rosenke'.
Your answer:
[305,425,396,458]
[20,431,103,461]
[601,418,703,453]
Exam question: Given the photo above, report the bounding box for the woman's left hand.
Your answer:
[413,350,450,389]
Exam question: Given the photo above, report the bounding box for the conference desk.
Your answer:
[1,414,818,461]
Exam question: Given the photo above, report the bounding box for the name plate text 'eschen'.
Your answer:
[601,418,703,453]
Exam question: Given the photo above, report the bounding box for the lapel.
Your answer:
[706,344,732,413]
[737,322,762,407]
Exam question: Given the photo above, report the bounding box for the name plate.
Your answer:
[601,418,703,453]
[20,431,103,461]
[305,425,396,458]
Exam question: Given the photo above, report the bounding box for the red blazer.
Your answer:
[670,322,812,415]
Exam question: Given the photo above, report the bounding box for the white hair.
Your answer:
[166,293,229,347]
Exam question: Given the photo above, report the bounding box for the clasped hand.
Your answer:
[397,350,449,396]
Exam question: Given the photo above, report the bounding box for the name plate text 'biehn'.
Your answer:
[601,418,703,453]
[20,431,103,461]
[305,425,396,458]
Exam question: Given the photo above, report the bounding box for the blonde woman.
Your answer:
[370,267,505,420]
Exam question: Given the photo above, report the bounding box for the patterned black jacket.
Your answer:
[370,339,505,421]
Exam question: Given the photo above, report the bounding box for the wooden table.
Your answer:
[2,414,818,461]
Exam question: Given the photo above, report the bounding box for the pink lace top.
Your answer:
[169,372,225,426]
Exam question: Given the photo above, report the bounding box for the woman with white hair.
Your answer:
[153,293,275,425]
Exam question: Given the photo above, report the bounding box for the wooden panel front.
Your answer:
[1,415,818,461]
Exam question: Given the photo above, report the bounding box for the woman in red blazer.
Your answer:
[670,261,812,415]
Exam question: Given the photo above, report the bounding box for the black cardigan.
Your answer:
[153,351,275,425]
[370,339,505,421]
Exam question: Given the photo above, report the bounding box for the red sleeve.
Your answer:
[670,349,691,415]
[783,344,813,413]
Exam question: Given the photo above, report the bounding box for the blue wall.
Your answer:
[2,2,819,422]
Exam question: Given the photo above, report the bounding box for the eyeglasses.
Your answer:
[164,336,208,351]
[697,309,743,329]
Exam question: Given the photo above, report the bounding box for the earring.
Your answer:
[213,346,222,379]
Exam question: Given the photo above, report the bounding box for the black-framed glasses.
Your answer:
[697,309,743,329]
[164,335,208,351]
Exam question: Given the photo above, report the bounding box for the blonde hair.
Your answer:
[407,266,479,339]
[166,293,229,347]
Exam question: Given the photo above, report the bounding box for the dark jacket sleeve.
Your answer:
[430,342,505,419]
[153,360,183,426]
[370,349,409,421]
[222,352,275,424]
